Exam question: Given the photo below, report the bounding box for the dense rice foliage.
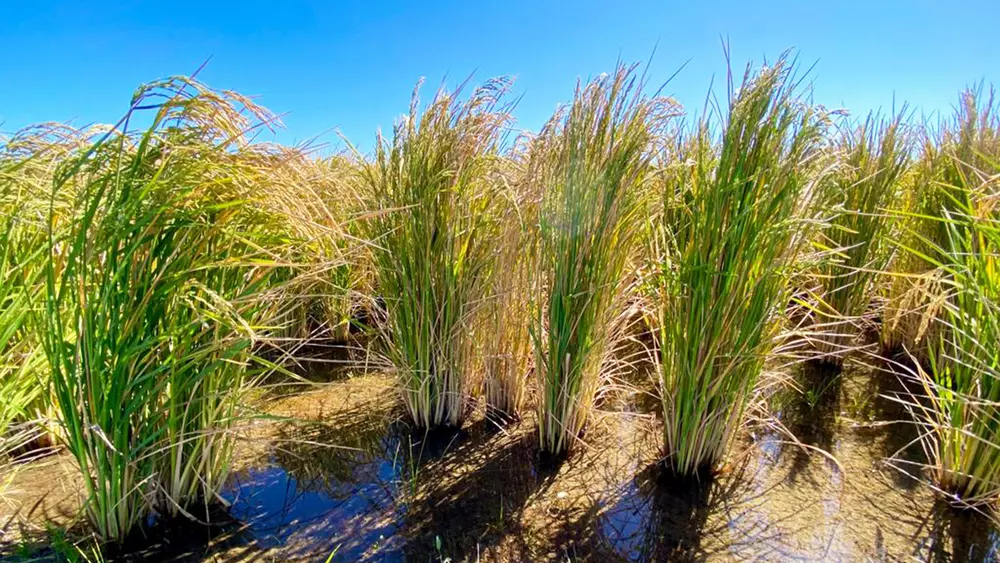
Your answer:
[531,65,673,455]
[0,127,80,453]
[3,54,1000,554]
[649,56,827,475]
[901,88,1000,504]
[40,79,293,541]
[0,177,42,448]
[809,113,910,365]
[480,178,534,420]
[360,80,510,429]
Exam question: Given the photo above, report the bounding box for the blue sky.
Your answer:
[1,1,996,154]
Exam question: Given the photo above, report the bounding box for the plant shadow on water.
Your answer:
[219,401,561,562]
[858,352,929,491]
[581,357,1000,562]
[591,453,802,562]
[784,360,843,485]
[104,507,255,563]
[401,419,559,561]
[917,500,1000,562]
[258,339,368,396]
[595,466,717,561]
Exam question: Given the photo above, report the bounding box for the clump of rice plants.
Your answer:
[480,173,534,420]
[42,78,286,541]
[881,89,998,363]
[920,202,1000,505]
[0,125,90,453]
[532,65,674,456]
[808,113,910,366]
[649,56,828,476]
[902,87,1000,505]
[880,141,951,361]
[360,79,511,429]
[260,151,364,345]
[0,189,41,450]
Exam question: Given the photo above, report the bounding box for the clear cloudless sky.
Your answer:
[1,1,997,153]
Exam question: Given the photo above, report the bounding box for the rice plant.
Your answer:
[881,89,998,363]
[42,77,285,541]
[532,65,673,456]
[650,56,828,476]
[881,140,951,361]
[480,173,534,420]
[809,113,910,365]
[260,152,364,345]
[0,125,88,453]
[360,79,511,429]
[901,87,1000,504]
[0,184,43,450]
[920,197,1000,505]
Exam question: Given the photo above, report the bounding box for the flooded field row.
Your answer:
[2,358,997,562]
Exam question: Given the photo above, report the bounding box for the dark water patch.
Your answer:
[855,355,929,491]
[594,441,820,562]
[256,336,373,401]
[785,360,844,485]
[111,507,255,562]
[224,461,403,561]
[221,411,558,561]
[913,501,1000,562]
[402,424,548,561]
[224,404,407,561]
[2,506,258,563]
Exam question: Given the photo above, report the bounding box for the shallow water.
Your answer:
[2,360,999,562]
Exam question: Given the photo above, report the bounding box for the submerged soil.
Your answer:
[1,357,998,562]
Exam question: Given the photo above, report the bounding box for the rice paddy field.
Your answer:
[2,54,1000,562]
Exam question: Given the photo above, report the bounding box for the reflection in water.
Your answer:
[402,423,550,560]
[599,466,717,561]
[592,360,1000,562]
[224,403,406,561]
[99,506,255,563]
[225,461,403,561]
[177,364,1000,561]
[785,361,843,485]
[859,353,929,491]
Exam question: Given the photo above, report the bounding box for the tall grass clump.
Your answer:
[920,194,1000,505]
[650,56,827,476]
[481,169,534,420]
[533,65,673,456]
[903,87,1000,504]
[0,179,43,450]
[360,79,511,429]
[881,90,996,362]
[881,145,951,361]
[42,78,286,542]
[259,151,364,345]
[809,113,910,365]
[0,125,88,452]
